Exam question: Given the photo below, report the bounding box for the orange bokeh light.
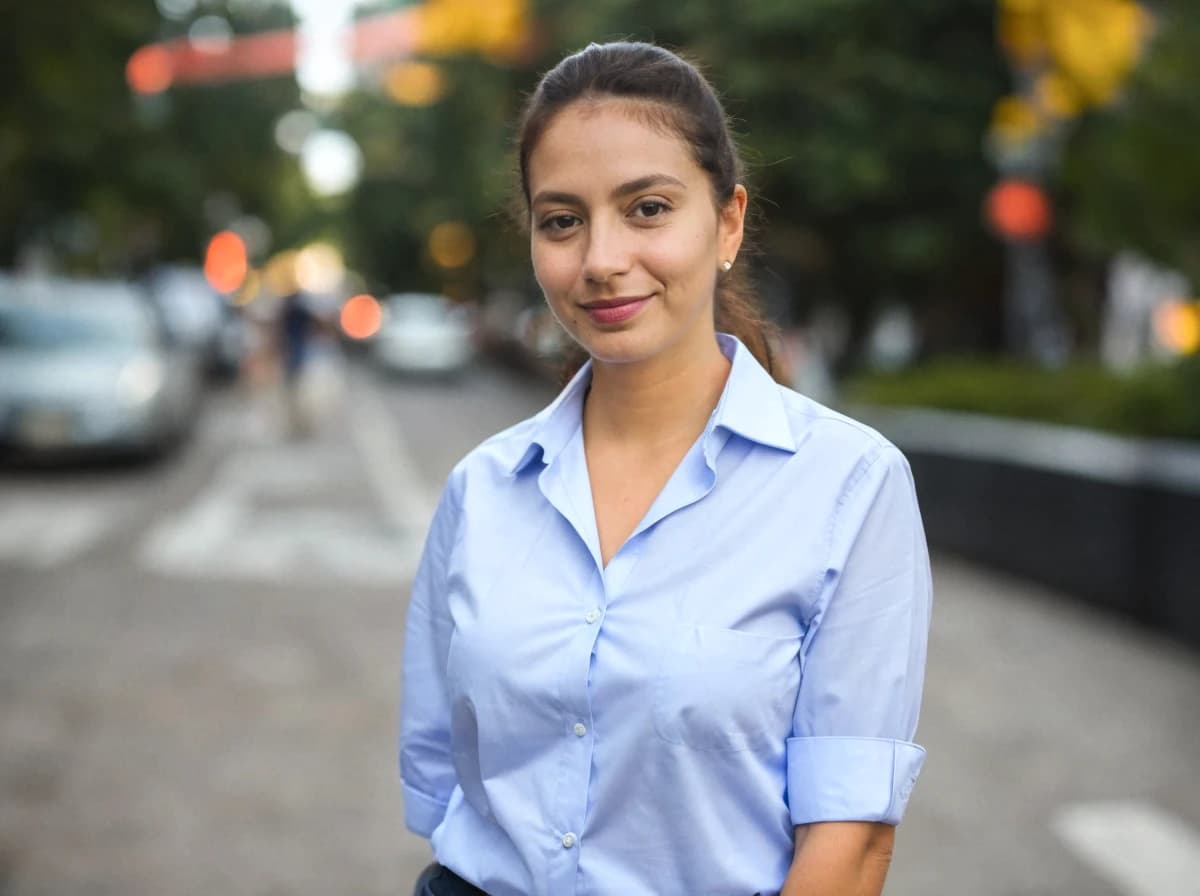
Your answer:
[1152,300,1200,355]
[204,231,249,295]
[986,179,1052,241]
[126,45,174,95]
[341,293,383,340]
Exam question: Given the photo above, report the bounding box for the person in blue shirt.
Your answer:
[402,41,932,896]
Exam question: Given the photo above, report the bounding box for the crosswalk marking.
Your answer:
[139,445,423,587]
[1053,801,1200,896]
[139,370,438,588]
[345,372,438,531]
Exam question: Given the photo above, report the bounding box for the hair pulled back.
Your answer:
[516,41,784,384]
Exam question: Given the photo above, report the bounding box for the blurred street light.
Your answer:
[291,0,358,101]
[986,178,1052,242]
[299,129,364,197]
[204,231,249,295]
[295,243,346,294]
[126,46,174,95]
[340,293,383,340]
[428,222,476,270]
[385,61,447,107]
[274,109,320,155]
[1152,301,1200,357]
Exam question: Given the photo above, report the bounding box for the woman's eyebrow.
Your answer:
[530,189,580,208]
[612,173,686,197]
[530,173,686,208]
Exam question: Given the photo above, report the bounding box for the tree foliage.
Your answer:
[0,1,299,273]
[3,0,1192,358]
[1060,0,1200,287]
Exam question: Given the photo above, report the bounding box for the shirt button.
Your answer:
[584,609,601,624]
[573,723,587,737]
[561,832,577,849]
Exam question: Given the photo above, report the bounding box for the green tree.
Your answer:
[1061,1,1200,289]
[0,1,300,274]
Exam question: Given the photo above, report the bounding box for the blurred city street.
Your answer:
[1,358,1197,896]
[4,1,1199,893]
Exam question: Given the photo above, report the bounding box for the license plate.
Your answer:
[18,410,75,447]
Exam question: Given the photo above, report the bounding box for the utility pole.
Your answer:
[986,0,1151,366]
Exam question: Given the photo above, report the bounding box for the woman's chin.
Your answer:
[575,328,662,367]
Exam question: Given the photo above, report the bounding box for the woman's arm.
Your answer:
[399,475,464,837]
[780,822,895,896]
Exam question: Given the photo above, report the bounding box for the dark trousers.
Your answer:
[414,863,489,896]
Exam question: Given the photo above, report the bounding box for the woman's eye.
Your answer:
[540,214,579,232]
[633,201,668,219]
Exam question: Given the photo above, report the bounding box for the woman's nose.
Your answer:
[581,220,633,284]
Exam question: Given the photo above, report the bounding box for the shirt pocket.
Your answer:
[653,624,802,754]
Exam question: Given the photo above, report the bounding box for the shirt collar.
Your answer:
[508,332,796,476]
[709,332,796,453]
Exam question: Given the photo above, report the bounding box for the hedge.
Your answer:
[844,355,1200,442]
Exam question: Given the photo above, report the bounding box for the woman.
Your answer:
[402,41,931,896]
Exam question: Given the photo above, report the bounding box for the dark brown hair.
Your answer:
[516,41,785,384]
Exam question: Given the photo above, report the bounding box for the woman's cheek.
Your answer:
[537,259,578,315]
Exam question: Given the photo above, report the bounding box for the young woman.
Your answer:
[402,41,932,896]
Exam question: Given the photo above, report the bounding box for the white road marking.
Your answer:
[0,497,116,568]
[140,372,434,588]
[142,501,420,587]
[345,372,439,531]
[1053,801,1200,896]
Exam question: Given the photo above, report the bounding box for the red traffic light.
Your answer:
[986,179,1052,241]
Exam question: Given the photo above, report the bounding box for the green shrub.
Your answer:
[844,355,1200,441]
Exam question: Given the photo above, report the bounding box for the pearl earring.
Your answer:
[722,260,732,272]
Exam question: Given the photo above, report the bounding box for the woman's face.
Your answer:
[526,99,746,368]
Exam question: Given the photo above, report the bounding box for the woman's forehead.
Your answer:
[528,100,700,191]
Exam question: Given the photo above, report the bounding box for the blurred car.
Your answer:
[0,278,203,460]
[371,292,475,376]
[143,264,245,380]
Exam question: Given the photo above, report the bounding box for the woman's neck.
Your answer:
[583,332,730,452]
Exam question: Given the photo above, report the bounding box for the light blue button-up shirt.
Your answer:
[401,333,931,896]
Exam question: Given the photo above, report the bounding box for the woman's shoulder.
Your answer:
[441,413,546,499]
[775,382,899,466]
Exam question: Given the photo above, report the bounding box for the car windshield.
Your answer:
[0,287,155,351]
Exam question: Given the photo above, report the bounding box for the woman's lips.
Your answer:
[580,295,651,325]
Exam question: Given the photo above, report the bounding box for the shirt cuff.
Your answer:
[403,781,450,838]
[786,736,926,826]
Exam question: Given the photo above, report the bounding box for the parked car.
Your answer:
[371,292,475,376]
[143,264,245,380]
[0,278,203,460]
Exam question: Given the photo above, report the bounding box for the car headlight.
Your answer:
[116,356,165,406]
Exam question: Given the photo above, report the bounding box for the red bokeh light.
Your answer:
[986,179,1052,241]
[341,294,383,340]
[204,231,248,295]
[126,45,174,95]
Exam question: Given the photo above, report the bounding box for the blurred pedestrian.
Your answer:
[277,287,340,438]
[401,41,932,896]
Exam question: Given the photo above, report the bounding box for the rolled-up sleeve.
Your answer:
[400,471,463,837]
[787,443,932,826]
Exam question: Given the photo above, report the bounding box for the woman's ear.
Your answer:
[719,184,748,266]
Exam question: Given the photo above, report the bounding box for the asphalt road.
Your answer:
[1,355,1198,896]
